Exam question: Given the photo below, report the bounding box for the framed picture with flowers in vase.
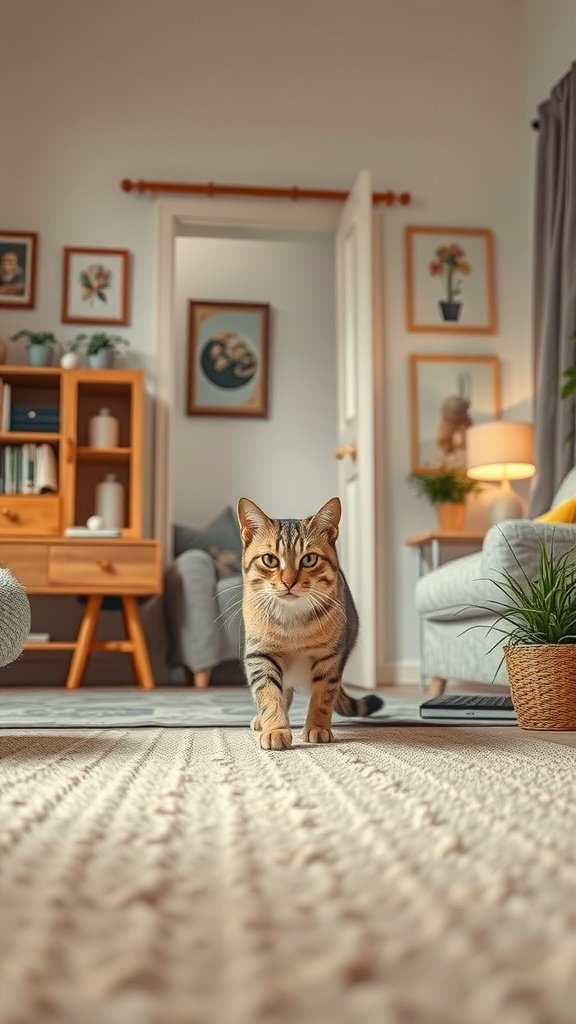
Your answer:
[61,246,130,326]
[405,227,496,334]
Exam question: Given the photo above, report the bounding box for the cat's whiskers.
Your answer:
[216,600,244,633]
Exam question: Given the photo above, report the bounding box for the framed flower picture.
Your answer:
[0,231,38,309]
[405,227,496,334]
[61,247,130,325]
[187,300,270,417]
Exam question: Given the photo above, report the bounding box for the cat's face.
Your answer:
[237,497,341,616]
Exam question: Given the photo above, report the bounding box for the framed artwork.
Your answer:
[409,354,501,473]
[187,300,270,418]
[0,231,37,308]
[61,247,130,325]
[405,227,496,334]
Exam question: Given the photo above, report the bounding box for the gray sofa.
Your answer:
[163,548,243,687]
[415,467,576,692]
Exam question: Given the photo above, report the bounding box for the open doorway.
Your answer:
[153,196,341,555]
[172,231,337,530]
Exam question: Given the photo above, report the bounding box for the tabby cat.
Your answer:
[237,496,383,749]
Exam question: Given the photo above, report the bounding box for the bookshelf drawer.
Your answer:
[48,543,160,592]
[0,543,48,588]
[0,496,60,536]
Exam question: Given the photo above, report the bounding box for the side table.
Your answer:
[405,529,485,576]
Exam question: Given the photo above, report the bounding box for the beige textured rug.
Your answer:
[1,725,575,1024]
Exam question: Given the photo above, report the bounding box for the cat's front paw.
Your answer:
[259,728,292,750]
[250,715,262,732]
[303,727,334,744]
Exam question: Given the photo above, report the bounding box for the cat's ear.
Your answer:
[237,498,271,544]
[309,497,341,542]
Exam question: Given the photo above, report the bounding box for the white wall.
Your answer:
[1,0,547,683]
[173,235,337,526]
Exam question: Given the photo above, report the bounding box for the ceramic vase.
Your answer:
[27,345,52,367]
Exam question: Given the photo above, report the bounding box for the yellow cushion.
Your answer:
[535,497,576,524]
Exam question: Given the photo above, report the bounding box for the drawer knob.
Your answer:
[97,559,114,573]
[1,508,19,522]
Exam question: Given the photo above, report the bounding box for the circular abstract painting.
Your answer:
[200,331,258,390]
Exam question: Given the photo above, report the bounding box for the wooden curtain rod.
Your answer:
[120,178,411,206]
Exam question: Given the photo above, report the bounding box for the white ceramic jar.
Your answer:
[95,473,125,529]
[89,407,119,449]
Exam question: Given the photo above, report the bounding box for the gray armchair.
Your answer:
[164,548,244,687]
[415,467,576,693]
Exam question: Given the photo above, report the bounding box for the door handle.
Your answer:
[335,443,357,461]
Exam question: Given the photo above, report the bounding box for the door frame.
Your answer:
[154,196,340,554]
[153,193,388,683]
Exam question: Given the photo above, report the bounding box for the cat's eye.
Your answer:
[301,553,318,568]
[261,553,280,568]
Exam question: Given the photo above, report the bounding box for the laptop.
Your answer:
[419,693,517,721]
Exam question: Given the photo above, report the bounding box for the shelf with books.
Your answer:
[0,432,61,443]
[0,441,59,496]
[0,367,143,538]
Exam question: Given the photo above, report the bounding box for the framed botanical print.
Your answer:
[187,300,270,418]
[405,227,496,334]
[61,247,130,325]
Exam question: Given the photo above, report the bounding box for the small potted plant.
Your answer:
[472,531,576,730]
[73,332,130,369]
[429,243,472,322]
[408,464,481,531]
[10,330,59,367]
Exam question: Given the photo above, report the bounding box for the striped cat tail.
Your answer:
[335,687,383,718]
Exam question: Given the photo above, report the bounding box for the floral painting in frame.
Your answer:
[0,231,38,309]
[187,300,270,418]
[405,227,496,334]
[61,247,130,325]
[409,353,501,473]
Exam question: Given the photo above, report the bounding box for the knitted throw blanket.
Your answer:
[0,726,575,1024]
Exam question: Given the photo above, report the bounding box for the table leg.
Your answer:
[66,596,102,690]
[122,596,155,690]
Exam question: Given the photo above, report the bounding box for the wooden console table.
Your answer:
[0,537,162,689]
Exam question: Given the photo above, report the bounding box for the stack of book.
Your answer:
[0,443,58,494]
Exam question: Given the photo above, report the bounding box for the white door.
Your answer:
[335,171,383,689]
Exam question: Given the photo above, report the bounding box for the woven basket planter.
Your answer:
[504,645,576,730]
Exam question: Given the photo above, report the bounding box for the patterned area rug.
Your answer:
[0,725,575,1024]
[0,687,432,729]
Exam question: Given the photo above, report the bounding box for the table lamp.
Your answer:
[466,421,536,525]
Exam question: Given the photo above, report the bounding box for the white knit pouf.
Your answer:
[0,568,31,668]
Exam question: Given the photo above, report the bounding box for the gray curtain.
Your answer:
[530,62,576,515]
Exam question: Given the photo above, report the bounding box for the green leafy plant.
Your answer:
[468,532,576,660]
[408,465,481,505]
[73,332,130,355]
[10,330,59,348]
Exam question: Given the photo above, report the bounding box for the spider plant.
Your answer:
[466,531,576,667]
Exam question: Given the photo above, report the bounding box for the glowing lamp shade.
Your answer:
[466,421,536,525]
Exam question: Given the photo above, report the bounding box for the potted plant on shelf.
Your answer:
[473,532,576,730]
[10,330,59,367]
[408,464,481,532]
[73,332,130,369]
